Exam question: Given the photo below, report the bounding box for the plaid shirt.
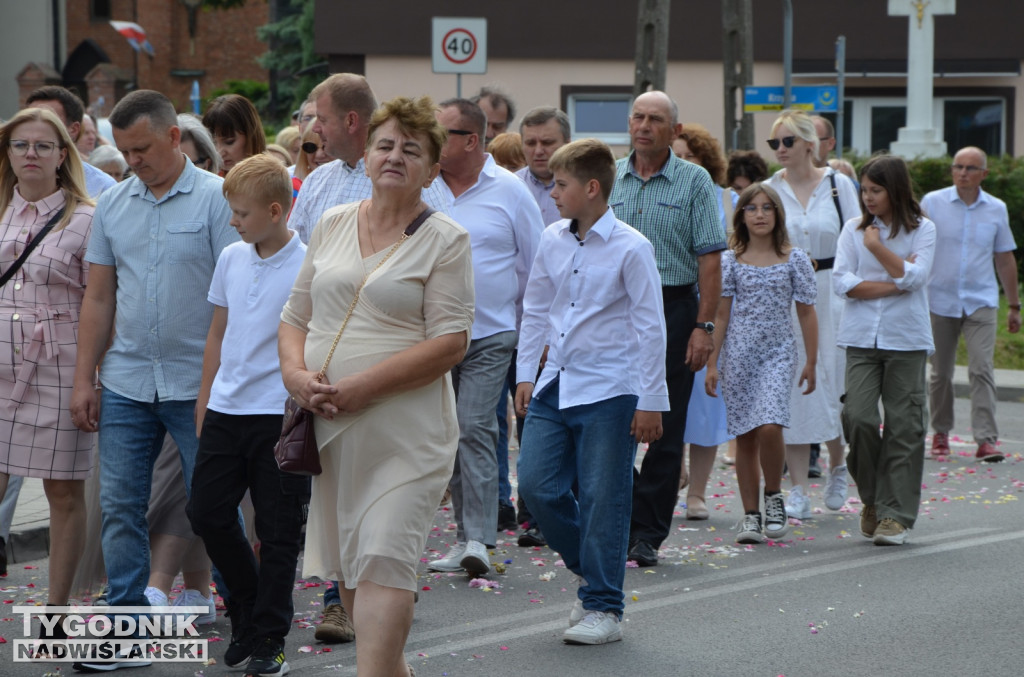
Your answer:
[609,152,725,286]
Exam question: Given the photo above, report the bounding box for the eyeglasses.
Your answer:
[9,140,60,157]
[300,115,315,124]
[951,164,984,173]
[447,129,474,136]
[742,204,776,214]
[301,141,319,154]
[766,136,797,151]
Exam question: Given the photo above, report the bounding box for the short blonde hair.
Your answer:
[222,153,292,211]
[275,126,301,151]
[548,138,616,200]
[770,110,820,159]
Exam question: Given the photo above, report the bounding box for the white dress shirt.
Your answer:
[922,186,1016,318]
[517,208,669,412]
[833,215,937,353]
[439,154,544,339]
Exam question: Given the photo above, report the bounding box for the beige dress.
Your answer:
[281,202,474,592]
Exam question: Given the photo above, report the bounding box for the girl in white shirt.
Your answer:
[832,155,936,547]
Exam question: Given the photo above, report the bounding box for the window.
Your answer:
[562,87,632,145]
[944,99,1005,155]
[91,0,111,20]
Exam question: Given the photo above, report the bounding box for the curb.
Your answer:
[5,526,50,567]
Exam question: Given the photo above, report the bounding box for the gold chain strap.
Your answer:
[315,233,410,383]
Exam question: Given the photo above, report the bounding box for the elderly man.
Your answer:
[923,146,1020,463]
[26,86,116,197]
[427,98,544,576]
[70,90,237,671]
[609,91,725,567]
[472,86,516,146]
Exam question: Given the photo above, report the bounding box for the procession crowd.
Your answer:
[0,70,1016,676]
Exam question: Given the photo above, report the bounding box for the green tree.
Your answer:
[258,0,322,126]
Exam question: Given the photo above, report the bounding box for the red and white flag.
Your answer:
[109,20,155,57]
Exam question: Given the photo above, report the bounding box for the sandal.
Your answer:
[678,469,690,492]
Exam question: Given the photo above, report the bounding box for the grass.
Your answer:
[955,296,1024,370]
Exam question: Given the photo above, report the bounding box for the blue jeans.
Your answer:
[98,389,201,608]
[517,379,638,617]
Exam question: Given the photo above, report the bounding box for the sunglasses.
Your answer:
[301,141,319,154]
[447,129,474,136]
[767,136,797,150]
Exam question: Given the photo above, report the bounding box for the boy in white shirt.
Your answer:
[188,154,308,676]
[515,139,669,645]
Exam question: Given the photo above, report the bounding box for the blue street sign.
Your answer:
[744,85,838,113]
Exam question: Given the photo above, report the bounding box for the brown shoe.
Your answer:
[975,442,1004,463]
[873,518,908,546]
[860,505,878,538]
[315,603,355,643]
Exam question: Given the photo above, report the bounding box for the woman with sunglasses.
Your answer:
[764,110,859,521]
[292,124,331,198]
[0,108,95,634]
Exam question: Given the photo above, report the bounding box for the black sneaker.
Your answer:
[517,526,547,547]
[0,535,7,576]
[497,504,518,531]
[225,628,257,668]
[763,492,790,539]
[244,637,289,676]
[808,443,823,478]
[72,642,152,672]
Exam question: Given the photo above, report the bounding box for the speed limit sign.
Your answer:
[432,17,487,74]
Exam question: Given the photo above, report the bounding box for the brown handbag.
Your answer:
[273,206,434,475]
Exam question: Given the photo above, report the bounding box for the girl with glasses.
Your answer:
[705,182,818,544]
[764,110,861,520]
[0,107,95,633]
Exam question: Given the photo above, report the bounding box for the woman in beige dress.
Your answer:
[0,108,94,630]
[279,96,474,677]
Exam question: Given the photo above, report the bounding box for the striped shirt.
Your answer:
[85,159,238,402]
[609,152,725,286]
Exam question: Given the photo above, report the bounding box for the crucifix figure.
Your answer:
[888,0,956,158]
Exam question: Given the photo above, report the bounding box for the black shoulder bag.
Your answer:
[0,206,67,288]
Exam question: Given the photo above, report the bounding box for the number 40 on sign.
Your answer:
[432,17,488,75]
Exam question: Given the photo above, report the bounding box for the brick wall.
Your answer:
[65,0,268,114]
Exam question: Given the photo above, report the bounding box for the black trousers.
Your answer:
[630,286,698,547]
[187,411,309,642]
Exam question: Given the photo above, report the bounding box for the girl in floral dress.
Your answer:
[705,183,818,544]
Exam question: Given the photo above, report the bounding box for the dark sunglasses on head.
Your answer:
[767,136,797,150]
[301,141,319,154]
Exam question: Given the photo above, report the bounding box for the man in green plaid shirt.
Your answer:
[609,91,725,567]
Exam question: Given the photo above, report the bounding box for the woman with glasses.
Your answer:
[202,94,267,175]
[292,123,331,198]
[178,113,223,175]
[0,108,95,634]
[764,110,860,521]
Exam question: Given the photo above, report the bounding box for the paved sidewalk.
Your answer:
[4,365,1024,565]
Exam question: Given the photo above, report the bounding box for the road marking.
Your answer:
[308,528,1020,672]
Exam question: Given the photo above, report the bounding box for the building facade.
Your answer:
[313,0,1023,157]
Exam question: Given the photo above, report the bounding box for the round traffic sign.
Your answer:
[442,28,478,64]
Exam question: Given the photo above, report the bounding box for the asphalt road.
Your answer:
[2,395,1022,677]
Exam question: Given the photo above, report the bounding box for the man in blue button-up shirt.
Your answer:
[70,91,237,663]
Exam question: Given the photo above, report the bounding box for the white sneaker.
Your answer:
[144,586,168,607]
[562,610,622,644]
[569,574,586,626]
[785,485,811,519]
[824,464,849,511]
[427,542,467,572]
[173,588,216,626]
[459,540,490,576]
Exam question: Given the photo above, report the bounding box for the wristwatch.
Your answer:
[697,321,715,335]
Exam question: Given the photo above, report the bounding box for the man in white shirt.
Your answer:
[427,99,544,576]
[922,146,1020,463]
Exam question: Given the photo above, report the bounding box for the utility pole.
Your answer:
[721,0,754,151]
[633,0,671,100]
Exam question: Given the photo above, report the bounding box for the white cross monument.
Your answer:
[888,0,956,158]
